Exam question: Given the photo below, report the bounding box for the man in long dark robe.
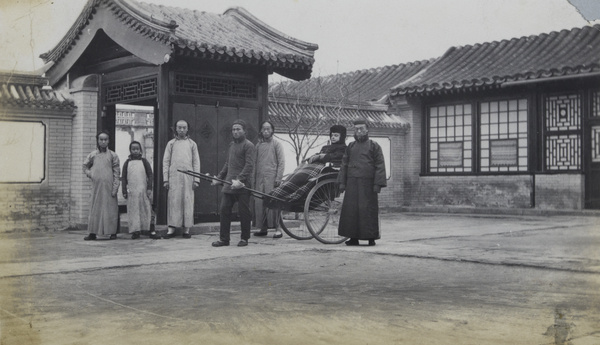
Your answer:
[337,119,386,246]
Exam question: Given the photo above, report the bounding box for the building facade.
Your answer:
[389,24,600,211]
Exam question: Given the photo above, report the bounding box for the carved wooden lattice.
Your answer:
[104,78,157,105]
[175,74,257,99]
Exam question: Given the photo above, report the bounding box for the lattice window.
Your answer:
[428,104,472,173]
[104,78,157,104]
[544,93,581,171]
[545,134,581,170]
[545,94,580,131]
[175,74,257,99]
[593,90,600,117]
[480,99,528,172]
[592,126,600,163]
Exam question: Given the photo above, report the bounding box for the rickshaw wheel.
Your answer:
[304,179,348,244]
[279,208,314,240]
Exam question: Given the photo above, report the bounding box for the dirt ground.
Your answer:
[2,247,598,345]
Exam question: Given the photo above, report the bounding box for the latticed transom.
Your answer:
[174,74,257,99]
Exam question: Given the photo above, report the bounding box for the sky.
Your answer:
[0,0,594,81]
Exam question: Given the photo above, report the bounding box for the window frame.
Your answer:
[422,95,533,176]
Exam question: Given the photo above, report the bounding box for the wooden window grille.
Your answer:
[174,74,257,99]
[428,104,472,173]
[480,99,528,172]
[104,78,157,105]
[544,94,581,171]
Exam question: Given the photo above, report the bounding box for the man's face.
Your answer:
[261,123,273,139]
[330,132,341,144]
[354,124,368,138]
[232,124,245,139]
[97,133,109,149]
[176,121,188,138]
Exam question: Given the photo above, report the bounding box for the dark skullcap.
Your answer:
[232,119,247,130]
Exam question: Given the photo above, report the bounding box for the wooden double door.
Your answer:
[172,102,258,222]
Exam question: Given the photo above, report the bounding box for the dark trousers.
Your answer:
[219,192,251,242]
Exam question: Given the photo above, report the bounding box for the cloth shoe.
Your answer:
[131,232,140,239]
[345,238,359,246]
[253,230,268,237]
[162,233,176,239]
[109,234,117,240]
[237,239,248,247]
[368,239,376,246]
[273,231,283,239]
[212,240,230,247]
[182,232,191,239]
[84,234,96,241]
[149,232,161,239]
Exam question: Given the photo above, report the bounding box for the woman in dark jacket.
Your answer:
[267,125,347,208]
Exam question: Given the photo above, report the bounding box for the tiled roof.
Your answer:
[270,60,430,104]
[41,0,317,80]
[268,100,409,131]
[0,73,75,111]
[391,24,600,96]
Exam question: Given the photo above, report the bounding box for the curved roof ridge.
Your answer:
[224,7,318,53]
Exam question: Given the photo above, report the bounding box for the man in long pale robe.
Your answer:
[252,121,285,238]
[162,120,200,238]
[83,131,120,240]
[337,119,386,246]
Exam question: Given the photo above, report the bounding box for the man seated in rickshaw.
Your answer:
[266,125,347,209]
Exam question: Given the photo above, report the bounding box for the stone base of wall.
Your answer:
[408,175,533,209]
[534,174,583,210]
[394,174,585,211]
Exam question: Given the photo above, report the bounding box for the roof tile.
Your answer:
[0,73,75,111]
[391,24,600,96]
[41,0,318,80]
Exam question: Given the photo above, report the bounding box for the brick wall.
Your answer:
[0,114,74,232]
[411,175,533,208]
[535,174,583,210]
[68,75,99,228]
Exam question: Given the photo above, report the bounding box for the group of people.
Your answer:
[82,118,386,247]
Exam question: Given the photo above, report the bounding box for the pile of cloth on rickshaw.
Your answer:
[266,125,347,210]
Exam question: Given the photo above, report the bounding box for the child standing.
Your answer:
[122,141,159,239]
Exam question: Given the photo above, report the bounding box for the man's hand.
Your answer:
[338,184,345,193]
[193,181,200,190]
[210,176,222,186]
[308,154,323,164]
[274,180,281,188]
[146,190,152,199]
[231,179,244,189]
[373,185,381,193]
[123,192,128,199]
[163,181,169,190]
[111,191,117,198]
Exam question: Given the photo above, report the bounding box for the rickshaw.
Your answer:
[178,165,347,244]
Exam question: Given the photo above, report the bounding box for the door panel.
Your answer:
[195,105,219,219]
[586,124,600,209]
